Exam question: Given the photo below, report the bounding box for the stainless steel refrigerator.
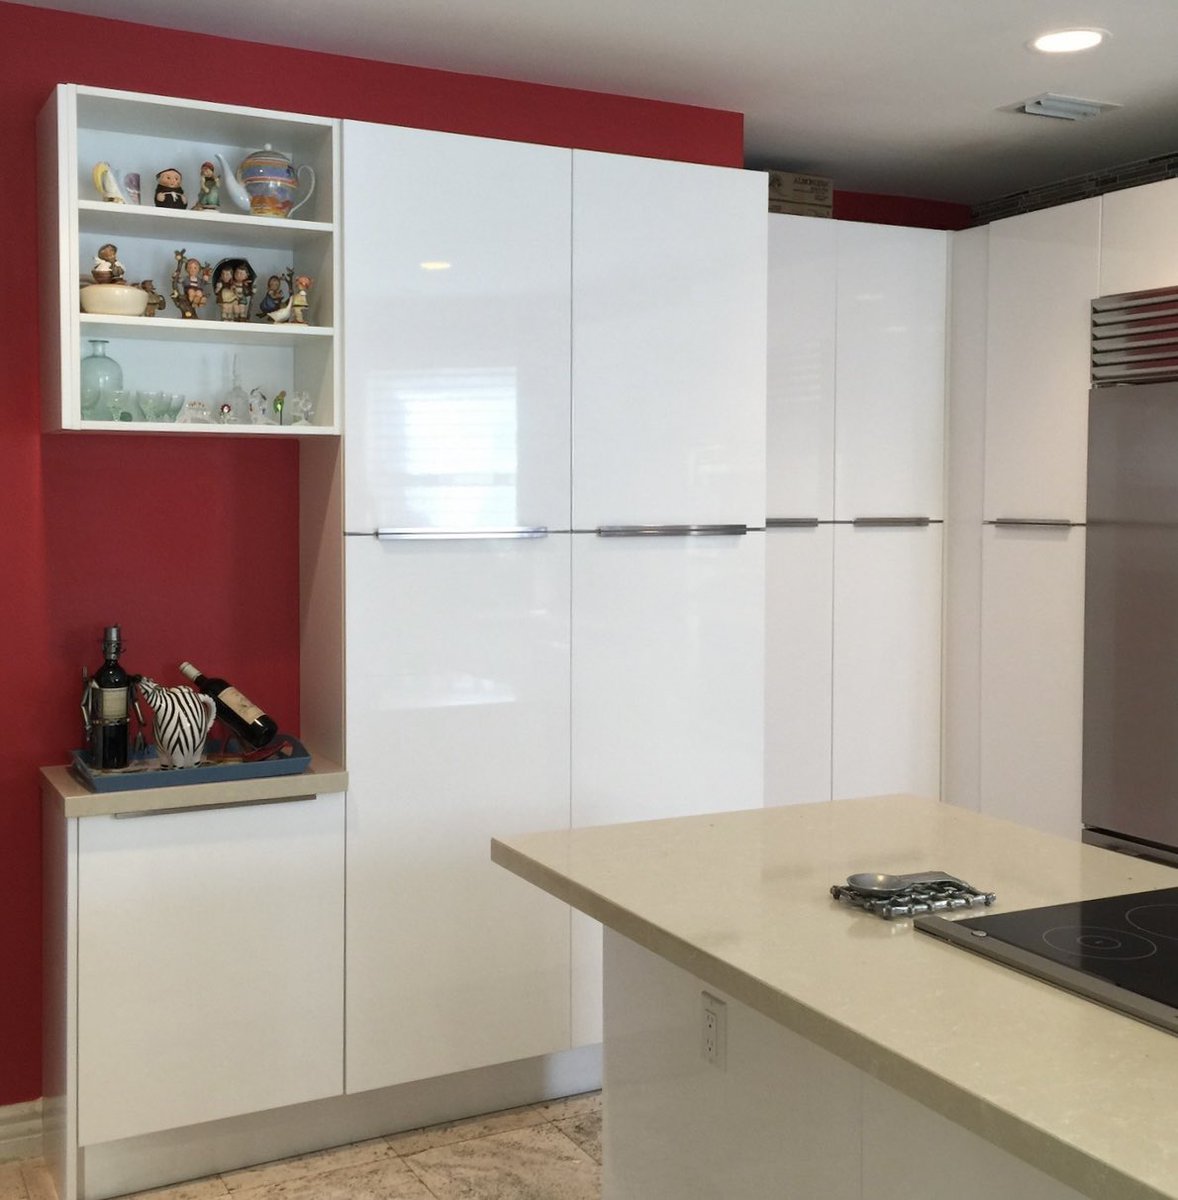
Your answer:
[1084,379,1178,863]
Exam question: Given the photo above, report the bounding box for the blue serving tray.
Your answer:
[71,736,311,793]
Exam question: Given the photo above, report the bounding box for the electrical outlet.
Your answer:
[701,991,727,1069]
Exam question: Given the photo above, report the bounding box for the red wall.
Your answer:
[0,1,745,1108]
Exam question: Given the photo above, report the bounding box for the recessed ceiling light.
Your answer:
[1030,28,1107,53]
[420,261,452,271]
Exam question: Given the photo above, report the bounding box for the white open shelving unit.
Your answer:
[38,84,341,434]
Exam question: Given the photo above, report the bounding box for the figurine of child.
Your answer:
[154,167,186,209]
[183,257,211,302]
[91,243,125,284]
[193,161,220,210]
[139,280,166,316]
[232,263,254,321]
[256,274,286,320]
[214,264,236,321]
[290,274,312,324]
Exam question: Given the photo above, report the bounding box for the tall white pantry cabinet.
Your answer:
[342,123,767,1089]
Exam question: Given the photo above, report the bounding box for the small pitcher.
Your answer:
[137,678,216,768]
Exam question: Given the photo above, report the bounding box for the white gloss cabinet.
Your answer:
[1099,177,1178,297]
[344,536,572,1093]
[76,793,344,1145]
[764,525,834,806]
[978,526,1086,839]
[570,530,766,1042]
[983,199,1100,523]
[832,524,943,801]
[766,215,837,521]
[834,222,947,521]
[571,151,767,528]
[39,84,340,433]
[342,121,572,533]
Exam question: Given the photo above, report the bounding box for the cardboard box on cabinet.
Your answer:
[767,170,832,218]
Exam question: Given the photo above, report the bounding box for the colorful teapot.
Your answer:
[136,678,216,768]
[215,146,315,219]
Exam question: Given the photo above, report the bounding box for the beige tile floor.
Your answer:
[0,1092,601,1200]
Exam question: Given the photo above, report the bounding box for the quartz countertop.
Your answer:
[492,795,1178,1200]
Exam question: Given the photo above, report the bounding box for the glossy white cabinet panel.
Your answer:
[979,525,1085,840]
[832,524,943,801]
[570,531,765,1041]
[571,151,767,527]
[77,794,344,1145]
[834,222,947,520]
[1100,178,1178,296]
[343,121,572,532]
[764,524,834,806]
[984,199,1099,524]
[766,214,837,521]
[345,535,571,1093]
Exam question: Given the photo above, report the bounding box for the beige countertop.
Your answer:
[492,795,1178,1200]
[41,753,347,818]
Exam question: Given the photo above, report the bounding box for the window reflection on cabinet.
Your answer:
[39,84,340,434]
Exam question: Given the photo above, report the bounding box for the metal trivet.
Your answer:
[830,871,997,920]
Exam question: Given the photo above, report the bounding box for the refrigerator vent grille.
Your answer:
[1093,286,1178,386]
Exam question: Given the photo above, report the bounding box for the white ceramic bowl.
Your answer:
[80,283,149,317]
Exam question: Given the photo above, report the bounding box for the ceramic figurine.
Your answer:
[138,279,166,316]
[121,172,141,205]
[170,249,211,319]
[154,166,186,209]
[135,678,216,769]
[91,242,125,284]
[255,272,287,320]
[193,160,221,210]
[211,257,256,322]
[290,274,312,324]
[215,145,315,218]
[91,161,127,203]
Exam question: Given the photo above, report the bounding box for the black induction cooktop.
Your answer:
[915,886,1178,1036]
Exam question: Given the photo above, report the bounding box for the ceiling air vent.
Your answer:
[1018,92,1120,120]
[1092,286,1178,386]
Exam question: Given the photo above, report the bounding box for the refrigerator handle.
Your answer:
[371,527,550,541]
[849,517,933,528]
[595,524,749,537]
[990,518,1078,528]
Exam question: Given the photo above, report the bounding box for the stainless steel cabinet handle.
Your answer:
[372,527,549,540]
[850,517,933,527]
[991,518,1077,528]
[114,794,316,819]
[595,524,749,537]
[767,517,821,528]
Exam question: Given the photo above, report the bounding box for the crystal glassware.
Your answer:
[80,339,123,420]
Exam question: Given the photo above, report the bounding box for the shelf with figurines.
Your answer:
[40,82,341,434]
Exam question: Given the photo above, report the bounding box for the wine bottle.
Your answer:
[91,625,130,769]
[178,661,278,748]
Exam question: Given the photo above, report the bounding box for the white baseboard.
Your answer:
[0,1098,43,1163]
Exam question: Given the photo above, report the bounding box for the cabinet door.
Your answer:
[984,199,1100,523]
[832,525,942,800]
[342,121,572,532]
[570,531,765,1042]
[765,524,834,805]
[834,223,947,520]
[345,535,571,1093]
[979,525,1085,839]
[766,214,837,521]
[571,151,767,527]
[77,794,344,1146]
[1100,179,1178,296]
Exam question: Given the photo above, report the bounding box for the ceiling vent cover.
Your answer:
[1018,92,1120,120]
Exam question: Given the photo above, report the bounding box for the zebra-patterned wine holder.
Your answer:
[136,678,217,768]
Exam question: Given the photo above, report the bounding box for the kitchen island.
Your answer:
[492,795,1178,1200]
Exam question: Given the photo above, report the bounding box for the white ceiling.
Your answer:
[19,0,1178,206]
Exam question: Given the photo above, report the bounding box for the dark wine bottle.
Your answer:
[91,625,130,769]
[178,661,278,748]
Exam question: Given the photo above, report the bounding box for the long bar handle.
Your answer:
[990,518,1078,528]
[850,517,933,528]
[767,517,821,528]
[114,794,316,819]
[372,527,549,541]
[595,524,749,537]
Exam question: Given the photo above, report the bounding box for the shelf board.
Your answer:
[79,313,333,344]
[79,199,333,248]
[68,419,339,435]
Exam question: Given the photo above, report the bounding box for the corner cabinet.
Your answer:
[38,84,340,433]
